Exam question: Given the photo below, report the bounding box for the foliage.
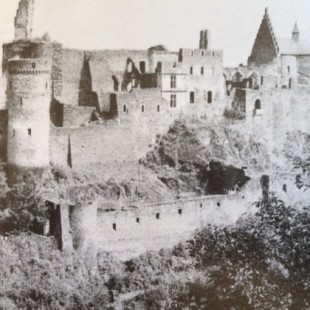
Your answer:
[224,107,246,120]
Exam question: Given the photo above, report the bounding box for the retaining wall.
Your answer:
[96,185,260,260]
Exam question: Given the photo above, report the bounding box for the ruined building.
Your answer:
[0,1,309,176]
[0,0,310,264]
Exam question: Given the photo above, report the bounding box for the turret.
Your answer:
[3,0,52,173]
[292,22,300,41]
[199,29,211,49]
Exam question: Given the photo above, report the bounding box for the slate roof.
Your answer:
[277,38,310,55]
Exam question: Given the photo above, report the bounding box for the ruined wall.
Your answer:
[289,86,310,133]
[280,55,297,88]
[148,50,178,73]
[69,202,98,270]
[180,49,225,101]
[48,202,73,253]
[97,188,259,260]
[62,105,94,128]
[14,0,34,41]
[49,89,176,177]
[51,48,149,106]
[56,49,84,105]
[296,56,310,85]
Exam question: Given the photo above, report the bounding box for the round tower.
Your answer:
[6,46,51,170]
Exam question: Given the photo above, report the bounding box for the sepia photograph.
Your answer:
[0,0,309,309]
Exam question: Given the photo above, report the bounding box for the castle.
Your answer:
[1,0,310,263]
[1,0,309,178]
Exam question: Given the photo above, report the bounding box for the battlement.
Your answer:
[180,48,223,60]
[8,59,50,75]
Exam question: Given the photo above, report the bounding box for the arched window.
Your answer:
[112,76,119,92]
[255,99,261,110]
[249,73,259,89]
[232,72,243,83]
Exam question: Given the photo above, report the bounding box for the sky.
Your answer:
[0,0,310,66]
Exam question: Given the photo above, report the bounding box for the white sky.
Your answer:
[1,0,310,66]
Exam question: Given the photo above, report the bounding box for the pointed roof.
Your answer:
[248,8,279,65]
[292,22,299,34]
[249,9,310,65]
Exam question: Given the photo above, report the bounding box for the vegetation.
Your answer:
[224,107,246,120]
[2,190,308,309]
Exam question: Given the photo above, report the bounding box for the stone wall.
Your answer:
[96,184,260,260]
[62,105,94,128]
[0,110,8,161]
[14,0,34,41]
[69,202,98,271]
[297,56,310,85]
[51,48,150,106]
[6,55,51,169]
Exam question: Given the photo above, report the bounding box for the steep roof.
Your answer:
[248,8,279,66]
[277,38,310,55]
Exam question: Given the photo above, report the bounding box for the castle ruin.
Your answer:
[1,1,310,263]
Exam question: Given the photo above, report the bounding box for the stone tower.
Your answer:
[3,0,52,172]
[199,29,211,49]
[292,22,300,41]
[14,0,35,41]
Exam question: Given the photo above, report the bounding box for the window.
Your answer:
[136,217,140,223]
[201,51,205,56]
[157,105,160,112]
[190,91,195,104]
[212,52,215,57]
[217,202,220,207]
[156,213,160,219]
[46,82,48,89]
[207,91,213,103]
[127,62,132,73]
[123,105,126,112]
[170,75,176,88]
[178,209,182,215]
[190,67,193,75]
[141,105,145,113]
[28,128,31,136]
[261,76,264,85]
[190,51,194,56]
[172,62,176,68]
[170,94,176,108]
[287,66,290,74]
[113,223,117,231]
[12,129,15,137]
[201,67,204,75]
[255,99,261,110]
[139,61,145,74]
[32,63,36,69]
[20,97,23,105]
